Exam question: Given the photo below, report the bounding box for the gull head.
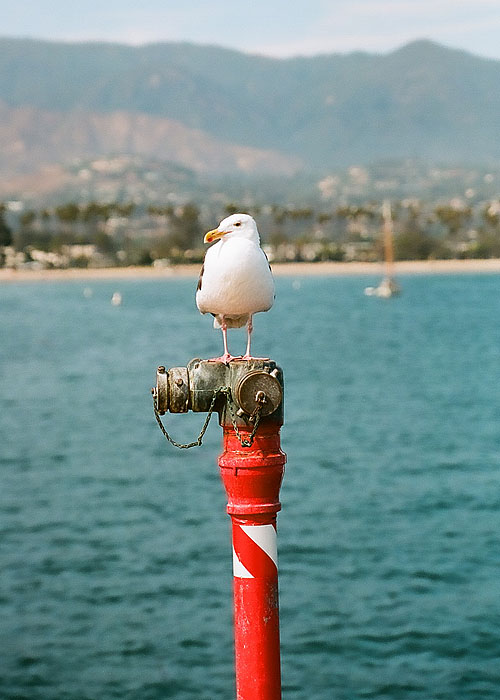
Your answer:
[204,213,260,245]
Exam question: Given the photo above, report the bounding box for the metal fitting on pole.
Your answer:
[154,359,283,417]
[153,358,286,700]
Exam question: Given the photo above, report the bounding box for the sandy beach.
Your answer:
[2,258,500,283]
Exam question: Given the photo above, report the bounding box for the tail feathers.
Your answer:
[212,313,249,329]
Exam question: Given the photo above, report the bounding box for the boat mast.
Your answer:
[382,199,394,279]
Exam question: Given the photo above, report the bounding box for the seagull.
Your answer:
[196,213,275,363]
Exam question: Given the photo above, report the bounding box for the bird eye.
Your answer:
[234,221,241,227]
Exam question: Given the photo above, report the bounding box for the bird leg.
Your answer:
[220,324,233,364]
[207,322,239,364]
[243,316,253,358]
[242,316,268,361]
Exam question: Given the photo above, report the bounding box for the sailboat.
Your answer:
[364,200,401,298]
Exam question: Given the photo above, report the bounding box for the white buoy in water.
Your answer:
[111,292,122,306]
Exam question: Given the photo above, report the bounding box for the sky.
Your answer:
[2,0,500,61]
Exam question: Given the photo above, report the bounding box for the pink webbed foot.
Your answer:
[207,353,242,365]
[242,355,270,361]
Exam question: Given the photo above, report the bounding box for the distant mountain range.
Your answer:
[1,37,500,195]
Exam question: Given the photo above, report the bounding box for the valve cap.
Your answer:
[234,370,283,417]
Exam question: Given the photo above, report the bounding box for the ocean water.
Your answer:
[2,273,500,700]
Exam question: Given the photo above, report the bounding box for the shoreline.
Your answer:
[3,258,500,283]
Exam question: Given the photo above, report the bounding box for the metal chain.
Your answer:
[224,392,263,447]
[153,386,228,449]
[153,386,263,449]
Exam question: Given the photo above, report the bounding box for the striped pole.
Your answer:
[219,420,286,700]
[232,518,281,700]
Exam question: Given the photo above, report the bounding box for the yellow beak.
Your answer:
[204,228,225,244]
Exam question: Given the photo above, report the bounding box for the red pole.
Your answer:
[219,419,286,700]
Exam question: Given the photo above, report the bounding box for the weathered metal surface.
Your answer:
[154,365,169,415]
[155,359,284,421]
[167,366,189,413]
[188,358,228,412]
[234,369,283,418]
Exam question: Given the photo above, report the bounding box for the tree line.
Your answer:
[2,198,500,268]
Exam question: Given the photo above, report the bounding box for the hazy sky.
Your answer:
[2,0,500,60]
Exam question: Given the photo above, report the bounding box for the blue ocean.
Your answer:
[2,272,500,699]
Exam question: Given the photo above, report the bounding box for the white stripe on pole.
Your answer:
[232,546,254,578]
[240,524,278,569]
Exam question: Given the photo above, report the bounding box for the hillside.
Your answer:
[0,102,301,176]
[1,37,500,188]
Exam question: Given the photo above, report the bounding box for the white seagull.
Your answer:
[196,213,275,363]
